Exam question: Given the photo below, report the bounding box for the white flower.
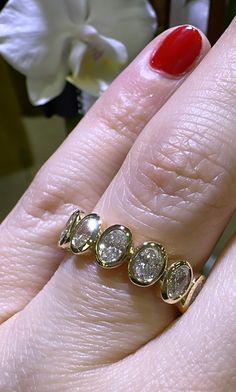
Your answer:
[170,0,209,34]
[0,0,156,105]
[184,0,209,33]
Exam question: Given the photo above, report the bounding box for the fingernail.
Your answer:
[150,25,202,76]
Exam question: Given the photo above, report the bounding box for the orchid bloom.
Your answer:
[170,0,209,34]
[0,0,156,105]
[184,0,209,33]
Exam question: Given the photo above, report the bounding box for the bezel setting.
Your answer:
[161,260,193,304]
[70,213,102,254]
[58,209,84,250]
[95,224,133,268]
[128,242,167,287]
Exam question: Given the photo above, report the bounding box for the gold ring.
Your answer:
[58,210,205,313]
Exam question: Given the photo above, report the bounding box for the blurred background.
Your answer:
[0,0,236,262]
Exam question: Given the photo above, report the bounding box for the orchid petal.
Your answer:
[87,0,157,59]
[184,0,209,34]
[26,67,67,105]
[0,0,86,76]
[81,91,97,113]
[0,0,156,105]
[0,0,88,104]
[67,32,127,96]
[170,0,209,34]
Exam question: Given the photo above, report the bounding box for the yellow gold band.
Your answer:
[58,210,205,313]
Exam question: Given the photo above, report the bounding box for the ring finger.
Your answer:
[0,25,207,321]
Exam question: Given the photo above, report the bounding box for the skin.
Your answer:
[0,20,236,391]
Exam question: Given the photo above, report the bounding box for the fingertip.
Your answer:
[148,24,211,78]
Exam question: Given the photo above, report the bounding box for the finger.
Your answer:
[0,24,213,388]
[85,17,236,349]
[0,26,208,322]
[14,17,236,373]
[109,235,236,392]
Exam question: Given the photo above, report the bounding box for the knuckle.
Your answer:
[99,81,152,143]
[124,122,235,223]
[20,156,97,226]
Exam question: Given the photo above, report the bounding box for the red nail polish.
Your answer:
[150,25,202,76]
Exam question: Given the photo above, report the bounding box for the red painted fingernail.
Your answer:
[150,25,202,76]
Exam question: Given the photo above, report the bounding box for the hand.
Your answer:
[1,22,236,391]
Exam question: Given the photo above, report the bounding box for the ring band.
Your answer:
[58,210,205,313]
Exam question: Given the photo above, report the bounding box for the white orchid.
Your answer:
[0,0,156,105]
[170,0,210,34]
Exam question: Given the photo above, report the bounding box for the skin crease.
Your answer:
[1,19,236,392]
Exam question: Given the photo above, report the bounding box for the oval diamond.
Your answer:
[128,242,167,286]
[161,261,193,304]
[58,209,84,249]
[96,225,132,268]
[70,213,101,253]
